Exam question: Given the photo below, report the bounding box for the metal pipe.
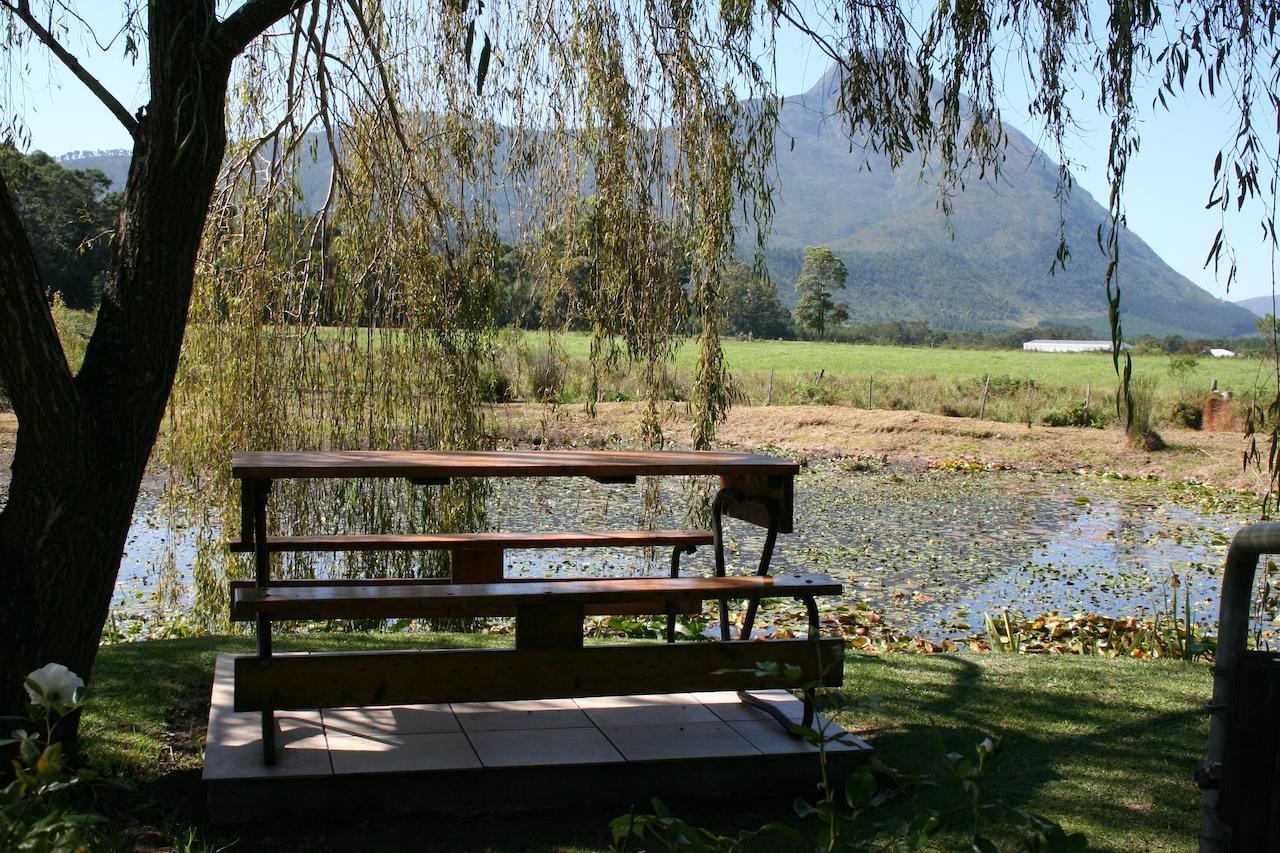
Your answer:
[1199,521,1280,852]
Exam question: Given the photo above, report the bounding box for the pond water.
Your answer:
[110,463,1255,641]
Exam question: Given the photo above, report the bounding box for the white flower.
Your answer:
[25,663,84,707]
[977,737,996,755]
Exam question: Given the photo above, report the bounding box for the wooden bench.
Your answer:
[233,573,844,761]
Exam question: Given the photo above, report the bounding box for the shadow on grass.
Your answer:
[843,653,1207,851]
[82,639,1210,852]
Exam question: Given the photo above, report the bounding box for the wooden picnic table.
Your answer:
[228,449,838,764]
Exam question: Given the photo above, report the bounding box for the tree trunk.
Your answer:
[0,0,232,740]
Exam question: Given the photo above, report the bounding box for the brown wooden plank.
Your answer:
[451,548,504,584]
[720,472,795,534]
[227,578,702,622]
[231,574,840,621]
[226,529,713,553]
[231,450,800,481]
[231,639,844,711]
[515,604,585,649]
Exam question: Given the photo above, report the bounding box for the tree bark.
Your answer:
[0,0,233,739]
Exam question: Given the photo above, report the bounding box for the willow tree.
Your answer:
[0,0,1277,730]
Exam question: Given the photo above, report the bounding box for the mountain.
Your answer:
[58,72,1258,338]
[1234,295,1275,318]
[57,149,130,194]
[762,67,1256,338]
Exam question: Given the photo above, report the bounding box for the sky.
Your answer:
[12,2,1278,304]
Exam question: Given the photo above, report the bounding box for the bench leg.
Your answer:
[736,597,824,737]
[712,488,733,641]
[250,480,278,766]
[261,710,277,763]
[666,544,695,643]
[711,488,781,641]
[735,689,815,737]
[738,498,780,641]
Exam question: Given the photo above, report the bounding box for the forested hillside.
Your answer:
[59,69,1257,339]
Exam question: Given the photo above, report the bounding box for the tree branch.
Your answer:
[0,169,80,434]
[1,0,139,137]
[217,0,311,58]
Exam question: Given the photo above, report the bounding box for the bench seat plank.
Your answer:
[232,639,845,711]
[227,529,712,553]
[228,577,703,620]
[231,574,840,622]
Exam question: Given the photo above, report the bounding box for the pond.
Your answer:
[109,462,1257,642]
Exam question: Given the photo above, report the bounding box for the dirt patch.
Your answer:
[3,403,1266,495]
[489,402,1270,493]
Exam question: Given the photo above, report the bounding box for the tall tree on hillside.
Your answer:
[793,246,849,338]
[0,146,119,308]
[0,0,1276,773]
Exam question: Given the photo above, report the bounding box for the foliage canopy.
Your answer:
[0,0,1278,707]
[794,246,850,338]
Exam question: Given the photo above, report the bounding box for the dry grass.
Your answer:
[1,404,1263,494]
[489,402,1268,493]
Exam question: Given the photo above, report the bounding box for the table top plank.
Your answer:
[231,450,800,480]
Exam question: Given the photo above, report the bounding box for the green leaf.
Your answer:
[475,34,492,96]
[844,768,877,807]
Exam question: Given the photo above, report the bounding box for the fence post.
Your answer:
[979,373,990,421]
[766,368,774,406]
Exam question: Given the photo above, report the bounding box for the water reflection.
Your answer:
[110,466,1247,639]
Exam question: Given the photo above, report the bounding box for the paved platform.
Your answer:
[204,653,872,820]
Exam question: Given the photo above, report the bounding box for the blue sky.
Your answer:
[14,3,1277,304]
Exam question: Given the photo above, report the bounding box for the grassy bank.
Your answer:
[81,634,1209,851]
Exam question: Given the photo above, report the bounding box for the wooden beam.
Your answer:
[720,472,795,534]
[451,548,504,584]
[231,450,801,481]
[226,529,713,553]
[230,574,840,621]
[227,579,702,621]
[231,639,844,711]
[515,604,584,649]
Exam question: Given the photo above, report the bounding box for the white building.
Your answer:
[1022,339,1128,353]
[1209,348,1236,358]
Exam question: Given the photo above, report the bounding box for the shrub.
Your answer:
[478,364,514,403]
[525,347,564,401]
[1170,399,1203,429]
[1042,402,1106,428]
[787,372,838,405]
[1123,376,1164,449]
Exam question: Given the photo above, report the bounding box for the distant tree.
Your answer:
[793,246,848,338]
[1162,334,1187,354]
[723,260,790,338]
[0,146,119,309]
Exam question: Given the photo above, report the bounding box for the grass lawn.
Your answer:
[80,634,1210,851]
[533,330,1272,392]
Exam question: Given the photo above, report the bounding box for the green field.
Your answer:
[511,331,1274,425]
[536,331,1271,388]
